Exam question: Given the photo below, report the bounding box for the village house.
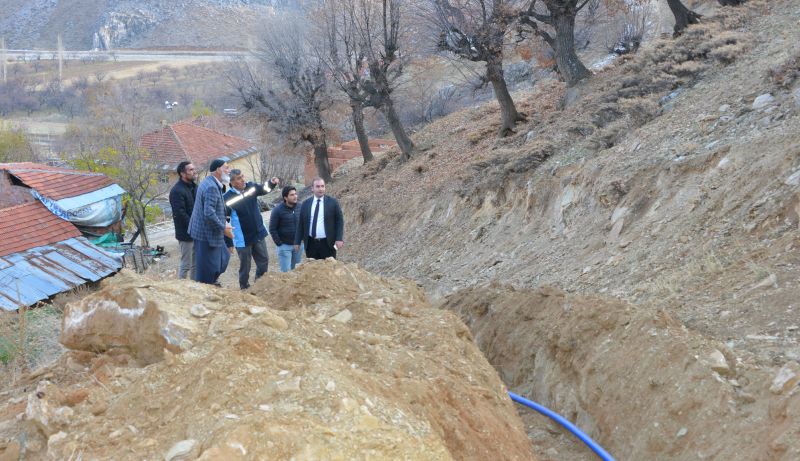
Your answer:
[139,120,262,183]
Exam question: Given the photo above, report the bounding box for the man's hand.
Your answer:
[228,247,234,254]
[334,241,344,250]
[224,223,234,239]
[271,177,280,186]
[294,244,300,252]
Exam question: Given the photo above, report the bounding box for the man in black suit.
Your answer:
[294,177,344,260]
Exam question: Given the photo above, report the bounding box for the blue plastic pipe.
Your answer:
[508,391,616,461]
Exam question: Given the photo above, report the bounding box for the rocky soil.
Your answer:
[330,0,800,459]
[0,262,534,460]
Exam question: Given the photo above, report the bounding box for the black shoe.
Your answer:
[213,281,223,287]
[240,284,250,290]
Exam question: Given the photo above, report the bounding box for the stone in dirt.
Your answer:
[752,93,775,110]
[189,304,210,318]
[770,361,800,395]
[708,349,731,375]
[164,439,197,461]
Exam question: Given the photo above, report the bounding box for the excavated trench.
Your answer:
[437,284,800,460]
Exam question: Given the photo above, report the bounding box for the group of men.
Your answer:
[168,157,344,288]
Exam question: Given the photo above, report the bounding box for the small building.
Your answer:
[304,138,397,185]
[0,162,126,236]
[139,120,261,183]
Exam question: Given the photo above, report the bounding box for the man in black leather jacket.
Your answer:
[169,161,197,279]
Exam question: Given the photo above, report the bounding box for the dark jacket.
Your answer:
[269,202,300,246]
[223,180,276,248]
[294,195,344,249]
[188,175,227,247]
[169,179,196,241]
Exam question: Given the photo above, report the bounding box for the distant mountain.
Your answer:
[0,0,300,51]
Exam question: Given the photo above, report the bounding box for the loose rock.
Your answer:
[770,361,800,395]
[752,93,775,109]
[165,439,197,461]
[190,304,211,318]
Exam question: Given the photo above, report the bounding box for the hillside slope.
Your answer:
[334,1,800,459]
[0,0,287,50]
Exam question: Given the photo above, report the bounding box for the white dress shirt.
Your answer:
[310,196,326,239]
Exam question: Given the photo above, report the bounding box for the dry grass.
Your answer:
[0,283,97,389]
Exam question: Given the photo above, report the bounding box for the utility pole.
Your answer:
[1,37,7,84]
[58,34,64,88]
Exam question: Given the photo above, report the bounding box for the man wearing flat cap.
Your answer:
[188,157,234,285]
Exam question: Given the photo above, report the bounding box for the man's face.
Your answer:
[181,163,196,182]
[312,179,326,198]
[230,173,246,191]
[213,163,230,180]
[286,190,298,206]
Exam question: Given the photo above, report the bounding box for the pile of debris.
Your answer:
[0,260,534,460]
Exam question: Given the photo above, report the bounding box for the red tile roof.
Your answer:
[0,163,115,200]
[0,201,81,257]
[139,120,257,170]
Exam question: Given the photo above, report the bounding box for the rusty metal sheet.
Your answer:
[0,237,122,311]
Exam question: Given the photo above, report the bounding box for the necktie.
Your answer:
[311,198,320,238]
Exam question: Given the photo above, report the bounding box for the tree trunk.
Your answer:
[351,101,374,163]
[486,59,525,137]
[130,203,149,247]
[551,9,591,86]
[312,140,332,182]
[380,98,414,161]
[667,0,701,37]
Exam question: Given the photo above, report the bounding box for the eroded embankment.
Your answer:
[440,284,800,460]
[0,262,534,460]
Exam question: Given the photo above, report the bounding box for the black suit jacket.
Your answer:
[294,195,344,249]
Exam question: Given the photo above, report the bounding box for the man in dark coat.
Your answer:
[223,169,279,289]
[269,185,302,272]
[294,177,344,260]
[168,161,197,279]
[188,158,233,285]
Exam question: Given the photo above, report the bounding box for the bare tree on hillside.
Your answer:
[430,0,527,137]
[318,0,416,161]
[518,0,592,86]
[666,0,701,37]
[318,0,375,163]
[230,16,333,182]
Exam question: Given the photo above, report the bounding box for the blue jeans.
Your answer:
[277,243,302,272]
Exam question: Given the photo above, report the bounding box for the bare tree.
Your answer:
[666,0,701,37]
[318,0,375,163]
[518,0,592,86]
[72,143,167,247]
[432,0,527,137]
[318,0,417,161]
[230,15,333,182]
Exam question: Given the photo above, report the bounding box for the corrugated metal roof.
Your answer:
[0,237,122,311]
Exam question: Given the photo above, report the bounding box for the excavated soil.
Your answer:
[0,263,534,460]
[330,1,800,459]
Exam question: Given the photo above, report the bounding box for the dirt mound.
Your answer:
[440,283,800,460]
[0,262,535,460]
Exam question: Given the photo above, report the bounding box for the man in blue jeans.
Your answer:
[269,186,302,272]
[223,169,279,289]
